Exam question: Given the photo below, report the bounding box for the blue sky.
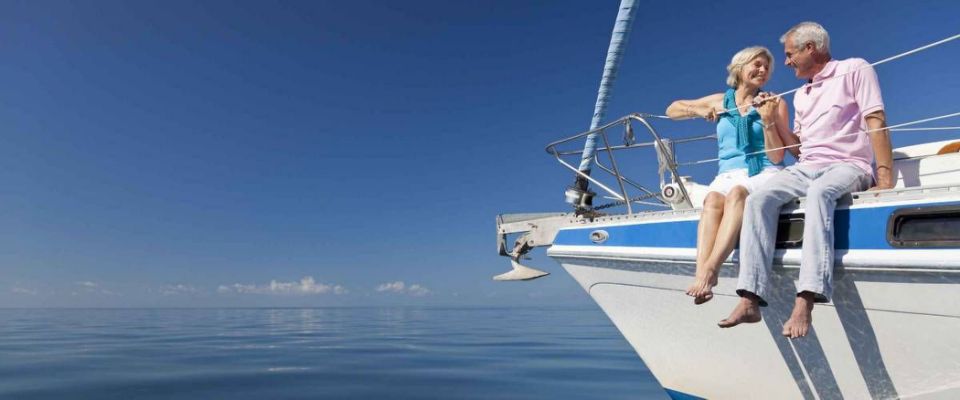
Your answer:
[1,0,957,307]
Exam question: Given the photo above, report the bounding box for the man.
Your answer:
[718,22,894,338]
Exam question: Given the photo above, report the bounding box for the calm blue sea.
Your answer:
[0,307,668,399]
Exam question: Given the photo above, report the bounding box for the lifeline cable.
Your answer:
[679,111,960,166]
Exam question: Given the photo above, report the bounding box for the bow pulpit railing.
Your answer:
[547,113,716,214]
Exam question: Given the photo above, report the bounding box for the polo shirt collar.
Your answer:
[809,59,838,83]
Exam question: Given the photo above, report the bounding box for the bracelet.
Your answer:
[763,122,776,129]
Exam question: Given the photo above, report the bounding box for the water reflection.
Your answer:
[0,308,666,399]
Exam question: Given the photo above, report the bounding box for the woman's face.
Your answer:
[739,55,771,88]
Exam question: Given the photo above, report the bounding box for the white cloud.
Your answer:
[407,284,430,297]
[158,284,198,296]
[375,281,430,297]
[218,277,347,296]
[73,281,118,296]
[11,287,38,295]
[376,281,406,293]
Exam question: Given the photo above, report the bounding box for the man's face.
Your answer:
[783,35,815,80]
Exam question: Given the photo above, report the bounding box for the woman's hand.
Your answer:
[690,103,725,122]
[755,92,779,123]
[697,105,721,122]
[665,93,724,121]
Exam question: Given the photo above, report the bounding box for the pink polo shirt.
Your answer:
[794,58,884,176]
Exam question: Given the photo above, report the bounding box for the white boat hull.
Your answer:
[551,246,960,399]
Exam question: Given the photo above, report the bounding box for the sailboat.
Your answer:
[493,2,960,399]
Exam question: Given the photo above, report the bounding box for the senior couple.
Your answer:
[666,22,893,338]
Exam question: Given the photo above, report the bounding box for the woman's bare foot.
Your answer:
[693,291,714,305]
[686,270,719,305]
[718,296,761,328]
[782,292,816,338]
[685,278,709,297]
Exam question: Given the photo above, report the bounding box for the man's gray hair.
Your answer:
[780,22,830,55]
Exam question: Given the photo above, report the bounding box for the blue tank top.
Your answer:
[715,88,782,174]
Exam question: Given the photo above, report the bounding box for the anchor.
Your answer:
[494,231,550,281]
[493,213,569,281]
[494,259,549,281]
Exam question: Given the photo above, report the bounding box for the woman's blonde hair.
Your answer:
[726,46,774,88]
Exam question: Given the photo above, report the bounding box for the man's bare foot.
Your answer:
[686,270,719,305]
[718,295,761,328]
[782,292,816,338]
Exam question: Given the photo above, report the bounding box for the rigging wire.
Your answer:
[733,32,960,116]
[641,32,960,120]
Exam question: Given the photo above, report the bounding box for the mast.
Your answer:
[568,0,638,210]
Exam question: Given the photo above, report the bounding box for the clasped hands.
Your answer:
[699,92,780,122]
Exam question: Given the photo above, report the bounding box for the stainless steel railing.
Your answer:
[545,113,715,214]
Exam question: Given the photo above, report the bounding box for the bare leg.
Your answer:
[718,291,762,327]
[693,186,748,304]
[688,192,724,300]
[782,291,816,338]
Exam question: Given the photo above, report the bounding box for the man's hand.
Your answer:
[868,166,895,191]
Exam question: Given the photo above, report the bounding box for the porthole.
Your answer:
[888,205,960,248]
[775,214,804,249]
[590,230,609,244]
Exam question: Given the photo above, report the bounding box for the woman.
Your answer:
[665,46,799,304]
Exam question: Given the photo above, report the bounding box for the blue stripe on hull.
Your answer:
[664,388,706,400]
[554,200,960,250]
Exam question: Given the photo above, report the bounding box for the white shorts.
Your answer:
[706,167,783,197]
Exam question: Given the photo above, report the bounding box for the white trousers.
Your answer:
[736,163,872,305]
